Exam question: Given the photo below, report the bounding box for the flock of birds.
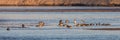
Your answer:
[6,19,111,31]
[58,19,111,28]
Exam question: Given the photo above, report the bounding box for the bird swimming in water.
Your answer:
[65,19,69,24]
[74,19,77,26]
[22,24,25,28]
[66,25,72,28]
[58,20,64,27]
[6,27,10,31]
[36,21,45,27]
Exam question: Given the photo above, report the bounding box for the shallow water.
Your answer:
[0,12,120,40]
[0,12,120,27]
[0,28,120,40]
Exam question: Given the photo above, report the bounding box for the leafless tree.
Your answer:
[40,0,47,5]
[68,0,72,6]
[61,0,66,6]
[34,0,39,5]
[53,0,55,5]
[107,0,112,6]
[18,0,26,5]
[39,0,44,4]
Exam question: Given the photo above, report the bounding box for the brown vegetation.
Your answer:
[0,0,120,6]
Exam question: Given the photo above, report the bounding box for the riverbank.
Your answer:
[0,0,120,6]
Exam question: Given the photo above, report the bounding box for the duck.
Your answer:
[101,23,111,26]
[37,21,45,27]
[22,24,25,28]
[58,20,64,27]
[6,27,10,31]
[65,24,72,28]
[73,19,77,26]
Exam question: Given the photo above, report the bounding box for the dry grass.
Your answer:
[0,0,119,6]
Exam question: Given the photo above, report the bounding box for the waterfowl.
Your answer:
[66,25,72,28]
[37,21,45,27]
[65,19,69,24]
[6,27,10,31]
[58,20,64,27]
[74,19,77,26]
[22,24,25,28]
[101,23,111,26]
